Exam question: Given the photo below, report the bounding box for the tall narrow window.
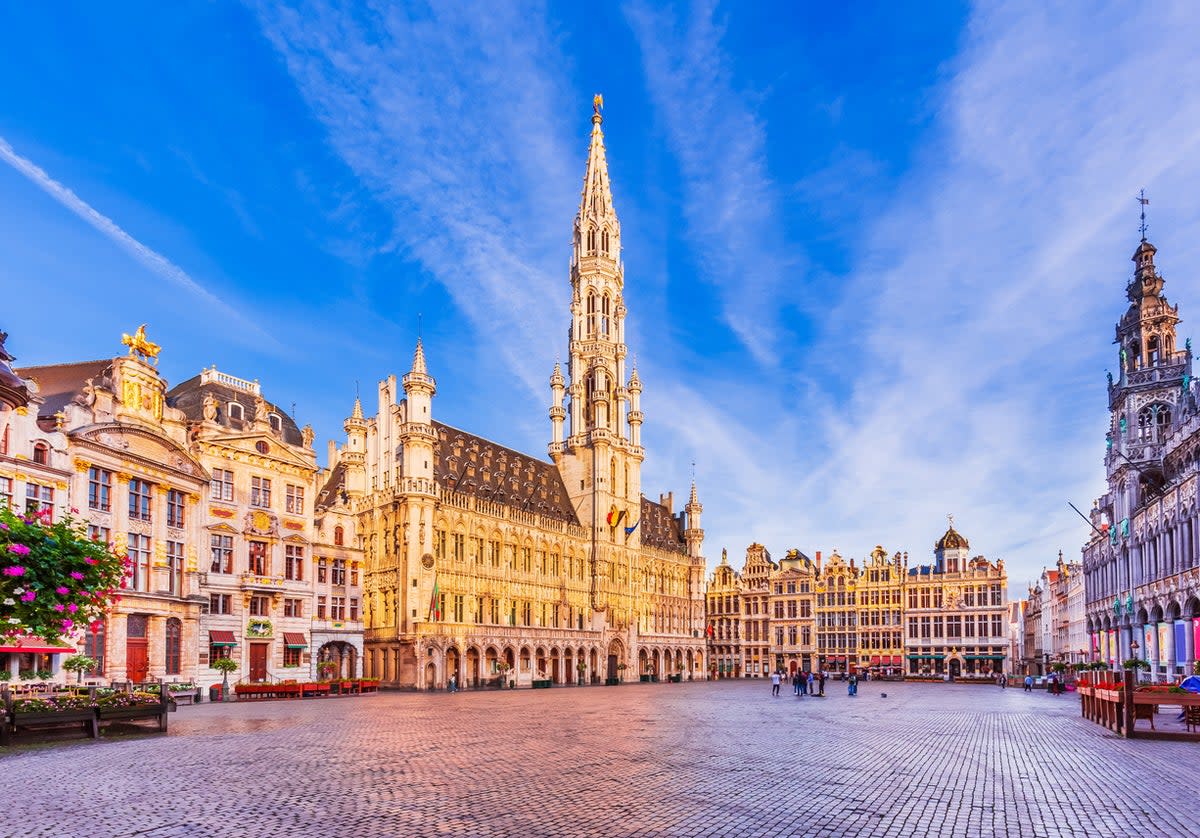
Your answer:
[85,620,105,676]
[25,482,54,518]
[286,484,304,514]
[334,526,344,546]
[586,292,597,336]
[250,477,271,508]
[248,540,268,575]
[0,476,11,509]
[210,534,233,573]
[129,478,152,521]
[88,467,112,511]
[127,533,151,591]
[210,468,234,502]
[32,442,49,465]
[285,545,304,581]
[164,617,182,675]
[166,540,184,595]
[601,229,610,255]
[601,294,610,336]
[166,489,185,528]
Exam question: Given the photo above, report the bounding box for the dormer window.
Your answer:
[228,402,244,422]
[269,413,282,433]
[32,442,49,465]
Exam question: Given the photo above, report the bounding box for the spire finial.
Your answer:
[412,336,428,376]
[947,513,954,529]
[1137,189,1150,242]
[593,93,603,124]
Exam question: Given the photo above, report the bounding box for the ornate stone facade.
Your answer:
[1082,234,1200,679]
[351,102,706,689]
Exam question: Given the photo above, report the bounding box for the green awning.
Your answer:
[906,654,945,660]
[966,654,1006,661]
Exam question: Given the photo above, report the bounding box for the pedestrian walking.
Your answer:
[848,674,858,697]
[792,671,801,696]
[1024,674,1033,692]
[448,674,457,693]
[771,670,781,697]
[807,671,814,695]
[818,671,826,696]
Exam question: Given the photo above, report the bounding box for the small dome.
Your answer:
[936,525,969,551]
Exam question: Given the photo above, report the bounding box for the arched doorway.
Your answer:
[446,647,461,687]
[319,641,358,679]
[466,647,480,687]
[535,647,548,680]
[606,638,623,681]
[564,648,574,684]
[424,661,436,690]
[589,648,599,683]
[638,648,648,678]
[948,658,961,680]
[485,646,498,682]
[549,647,561,684]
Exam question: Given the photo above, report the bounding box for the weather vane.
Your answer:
[1137,189,1150,242]
[947,513,954,528]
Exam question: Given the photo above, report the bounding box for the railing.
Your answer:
[201,367,260,394]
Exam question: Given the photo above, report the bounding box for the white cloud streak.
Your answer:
[253,1,578,397]
[0,136,273,345]
[632,2,1200,590]
[625,0,798,367]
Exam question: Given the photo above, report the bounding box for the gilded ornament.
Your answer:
[121,324,161,364]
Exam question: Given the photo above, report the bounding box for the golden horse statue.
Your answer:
[122,324,161,365]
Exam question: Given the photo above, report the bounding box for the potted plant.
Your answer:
[7,692,98,739]
[317,660,339,692]
[212,657,238,702]
[1122,658,1151,672]
[495,661,513,689]
[62,655,97,684]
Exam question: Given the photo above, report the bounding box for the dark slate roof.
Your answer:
[315,461,348,511]
[15,360,113,418]
[908,565,934,576]
[433,421,579,524]
[167,374,305,447]
[639,496,686,553]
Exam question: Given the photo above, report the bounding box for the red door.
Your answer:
[249,643,268,682]
[126,615,149,683]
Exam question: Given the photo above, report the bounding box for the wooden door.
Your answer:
[249,643,268,682]
[126,614,149,683]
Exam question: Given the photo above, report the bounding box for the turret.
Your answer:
[549,361,566,458]
[627,364,643,449]
[684,478,703,560]
[341,395,367,496]
[401,338,438,494]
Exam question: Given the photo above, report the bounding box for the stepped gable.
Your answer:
[432,421,579,525]
[639,496,686,553]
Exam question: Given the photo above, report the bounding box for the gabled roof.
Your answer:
[15,360,112,418]
[168,374,305,447]
[433,421,578,524]
[640,496,686,553]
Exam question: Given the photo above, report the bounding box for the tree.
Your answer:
[212,656,238,701]
[62,654,97,684]
[0,506,126,642]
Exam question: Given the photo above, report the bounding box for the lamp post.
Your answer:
[1130,639,1141,684]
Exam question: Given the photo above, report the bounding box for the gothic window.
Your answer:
[1148,336,1161,366]
[587,293,597,336]
[1126,342,1140,373]
[586,227,596,254]
[1137,403,1172,442]
[601,294,610,337]
[601,228,610,256]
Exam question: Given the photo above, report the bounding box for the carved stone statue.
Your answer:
[301,424,315,447]
[202,392,218,422]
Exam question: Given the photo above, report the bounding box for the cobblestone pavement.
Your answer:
[5,680,1199,838]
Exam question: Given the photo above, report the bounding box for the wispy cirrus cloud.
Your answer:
[633,2,1200,589]
[253,1,579,396]
[625,0,797,367]
[0,136,274,345]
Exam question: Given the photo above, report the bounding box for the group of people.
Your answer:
[769,669,860,697]
[1019,673,1066,694]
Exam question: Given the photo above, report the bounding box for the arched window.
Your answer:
[1148,336,1161,366]
[586,227,596,254]
[165,617,182,675]
[586,293,597,336]
[32,442,48,465]
[1138,403,1172,442]
[601,229,610,255]
[228,402,244,422]
[269,413,282,432]
[601,294,610,337]
[1126,342,1140,373]
[334,525,344,547]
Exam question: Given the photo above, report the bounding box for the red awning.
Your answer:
[869,656,881,665]
[892,655,903,665]
[209,630,237,646]
[283,632,307,649]
[0,637,74,654]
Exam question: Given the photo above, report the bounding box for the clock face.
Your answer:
[421,553,435,570]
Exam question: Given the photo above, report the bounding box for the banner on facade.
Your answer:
[1144,624,1155,663]
[1174,620,1189,669]
[1158,622,1173,668]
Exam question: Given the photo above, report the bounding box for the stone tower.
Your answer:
[552,97,645,613]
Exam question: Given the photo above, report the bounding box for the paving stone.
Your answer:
[4,682,1197,837]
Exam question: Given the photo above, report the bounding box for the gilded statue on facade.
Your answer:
[121,324,161,365]
[593,93,603,114]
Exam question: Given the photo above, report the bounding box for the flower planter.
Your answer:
[639,674,652,683]
[301,683,330,698]
[9,709,99,741]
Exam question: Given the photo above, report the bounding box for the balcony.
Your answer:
[239,573,286,592]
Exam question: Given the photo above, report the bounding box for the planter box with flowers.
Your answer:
[4,692,98,742]
[95,690,169,731]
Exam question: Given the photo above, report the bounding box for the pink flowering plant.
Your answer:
[0,505,126,643]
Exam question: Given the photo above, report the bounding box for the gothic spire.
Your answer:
[576,94,620,260]
[411,337,428,376]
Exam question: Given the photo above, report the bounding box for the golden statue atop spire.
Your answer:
[121,324,161,365]
[593,93,603,115]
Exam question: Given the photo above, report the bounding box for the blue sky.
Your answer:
[3,2,1200,594]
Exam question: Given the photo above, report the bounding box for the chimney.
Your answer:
[327,439,338,470]
[815,550,822,570]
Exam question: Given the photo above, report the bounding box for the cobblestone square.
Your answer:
[6,681,1198,838]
